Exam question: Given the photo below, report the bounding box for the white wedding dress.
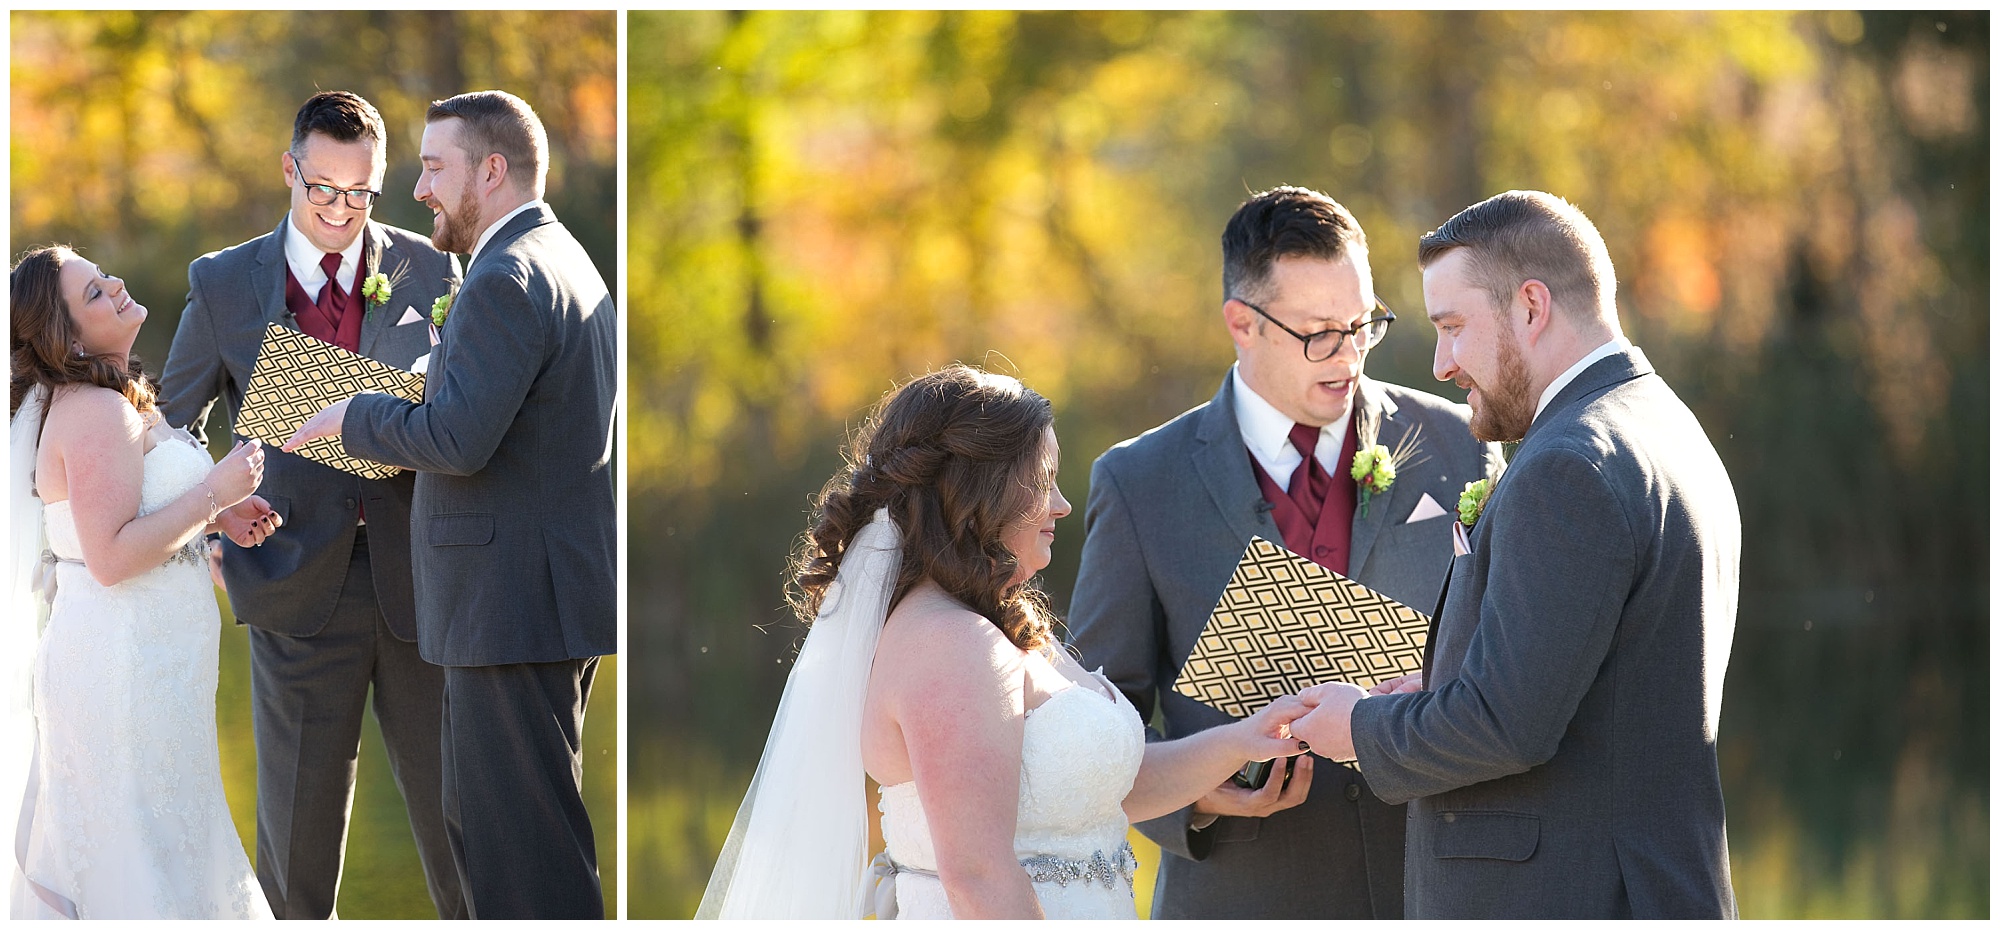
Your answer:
[12,428,270,919]
[877,665,1146,920]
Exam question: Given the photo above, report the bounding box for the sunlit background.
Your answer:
[627,10,1988,919]
[10,10,620,918]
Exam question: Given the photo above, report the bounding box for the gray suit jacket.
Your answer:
[159,218,460,640]
[1350,348,1740,918]
[1067,370,1503,918]
[344,204,616,667]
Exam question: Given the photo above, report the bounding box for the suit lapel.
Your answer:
[253,217,292,330]
[1191,374,1269,549]
[358,223,390,357]
[1346,377,1404,578]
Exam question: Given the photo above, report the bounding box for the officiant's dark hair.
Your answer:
[792,365,1058,651]
[290,91,386,165]
[9,245,159,420]
[1222,186,1369,306]
[427,91,548,197]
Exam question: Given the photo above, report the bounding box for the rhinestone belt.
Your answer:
[1019,844,1139,890]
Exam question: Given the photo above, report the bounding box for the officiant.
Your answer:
[1066,186,1502,919]
[158,91,465,920]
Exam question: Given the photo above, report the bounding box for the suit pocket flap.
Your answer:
[1433,811,1539,861]
[430,513,494,547]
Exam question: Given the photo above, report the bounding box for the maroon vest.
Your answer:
[1249,418,1359,574]
[283,256,365,353]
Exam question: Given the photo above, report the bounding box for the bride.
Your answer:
[700,366,1310,919]
[8,246,281,919]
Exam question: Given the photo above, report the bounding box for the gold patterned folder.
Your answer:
[1173,536,1430,718]
[234,323,425,480]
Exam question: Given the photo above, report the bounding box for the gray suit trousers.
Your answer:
[440,658,602,919]
[249,528,463,918]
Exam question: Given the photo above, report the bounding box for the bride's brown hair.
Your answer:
[9,245,159,419]
[790,365,1057,651]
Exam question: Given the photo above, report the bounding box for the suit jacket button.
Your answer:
[1345,784,1361,802]
[1442,812,1457,823]
[344,497,357,509]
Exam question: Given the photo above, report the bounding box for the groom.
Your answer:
[158,90,463,919]
[285,90,617,918]
[1067,186,1502,918]
[1289,191,1741,917]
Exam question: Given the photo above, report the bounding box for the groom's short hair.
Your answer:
[290,91,386,164]
[1221,186,1370,305]
[427,91,548,198]
[1417,191,1617,321]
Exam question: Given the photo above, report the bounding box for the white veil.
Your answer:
[697,507,901,919]
[7,386,50,913]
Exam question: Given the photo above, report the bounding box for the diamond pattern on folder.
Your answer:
[235,323,424,480]
[1172,536,1429,718]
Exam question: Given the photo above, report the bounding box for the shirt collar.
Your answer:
[1231,364,1355,484]
[1534,336,1632,422]
[282,212,366,292]
[469,200,544,268]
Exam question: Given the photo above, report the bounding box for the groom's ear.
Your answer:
[480,152,511,196]
[1515,279,1556,346]
[280,150,298,188]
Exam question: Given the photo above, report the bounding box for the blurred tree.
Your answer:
[628,10,1985,919]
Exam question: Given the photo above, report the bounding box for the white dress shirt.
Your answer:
[282,213,364,303]
[1232,366,1354,493]
[468,200,544,268]
[1534,337,1633,423]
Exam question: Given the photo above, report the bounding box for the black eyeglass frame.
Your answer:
[1234,295,1398,362]
[288,151,383,210]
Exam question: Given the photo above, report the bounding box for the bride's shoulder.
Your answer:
[44,386,144,439]
[878,587,1024,679]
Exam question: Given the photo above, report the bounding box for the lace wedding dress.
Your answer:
[12,429,270,919]
[877,667,1146,920]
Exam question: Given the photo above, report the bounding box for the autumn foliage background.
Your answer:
[627,11,1988,919]
[10,11,619,918]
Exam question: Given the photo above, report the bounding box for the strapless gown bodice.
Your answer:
[878,675,1146,919]
[43,431,211,571]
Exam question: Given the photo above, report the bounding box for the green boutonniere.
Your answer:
[430,291,454,328]
[1457,478,1492,528]
[361,272,392,308]
[1350,416,1426,519]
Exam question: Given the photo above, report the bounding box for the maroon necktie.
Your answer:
[313,251,343,327]
[1287,422,1332,526]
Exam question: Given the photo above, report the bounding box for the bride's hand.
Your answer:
[1232,694,1314,763]
[216,495,282,548]
[204,439,265,509]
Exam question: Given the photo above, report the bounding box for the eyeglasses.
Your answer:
[1236,295,1397,362]
[290,153,381,210]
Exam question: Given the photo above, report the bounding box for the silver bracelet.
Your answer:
[198,480,220,523]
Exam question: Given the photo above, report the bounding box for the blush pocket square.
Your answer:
[1406,492,1449,524]
[396,306,424,326]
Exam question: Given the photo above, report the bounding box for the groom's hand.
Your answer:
[1292,681,1367,762]
[1367,672,1424,696]
[1191,754,1315,819]
[282,397,353,452]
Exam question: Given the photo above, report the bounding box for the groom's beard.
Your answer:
[1469,327,1536,443]
[429,176,483,254]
